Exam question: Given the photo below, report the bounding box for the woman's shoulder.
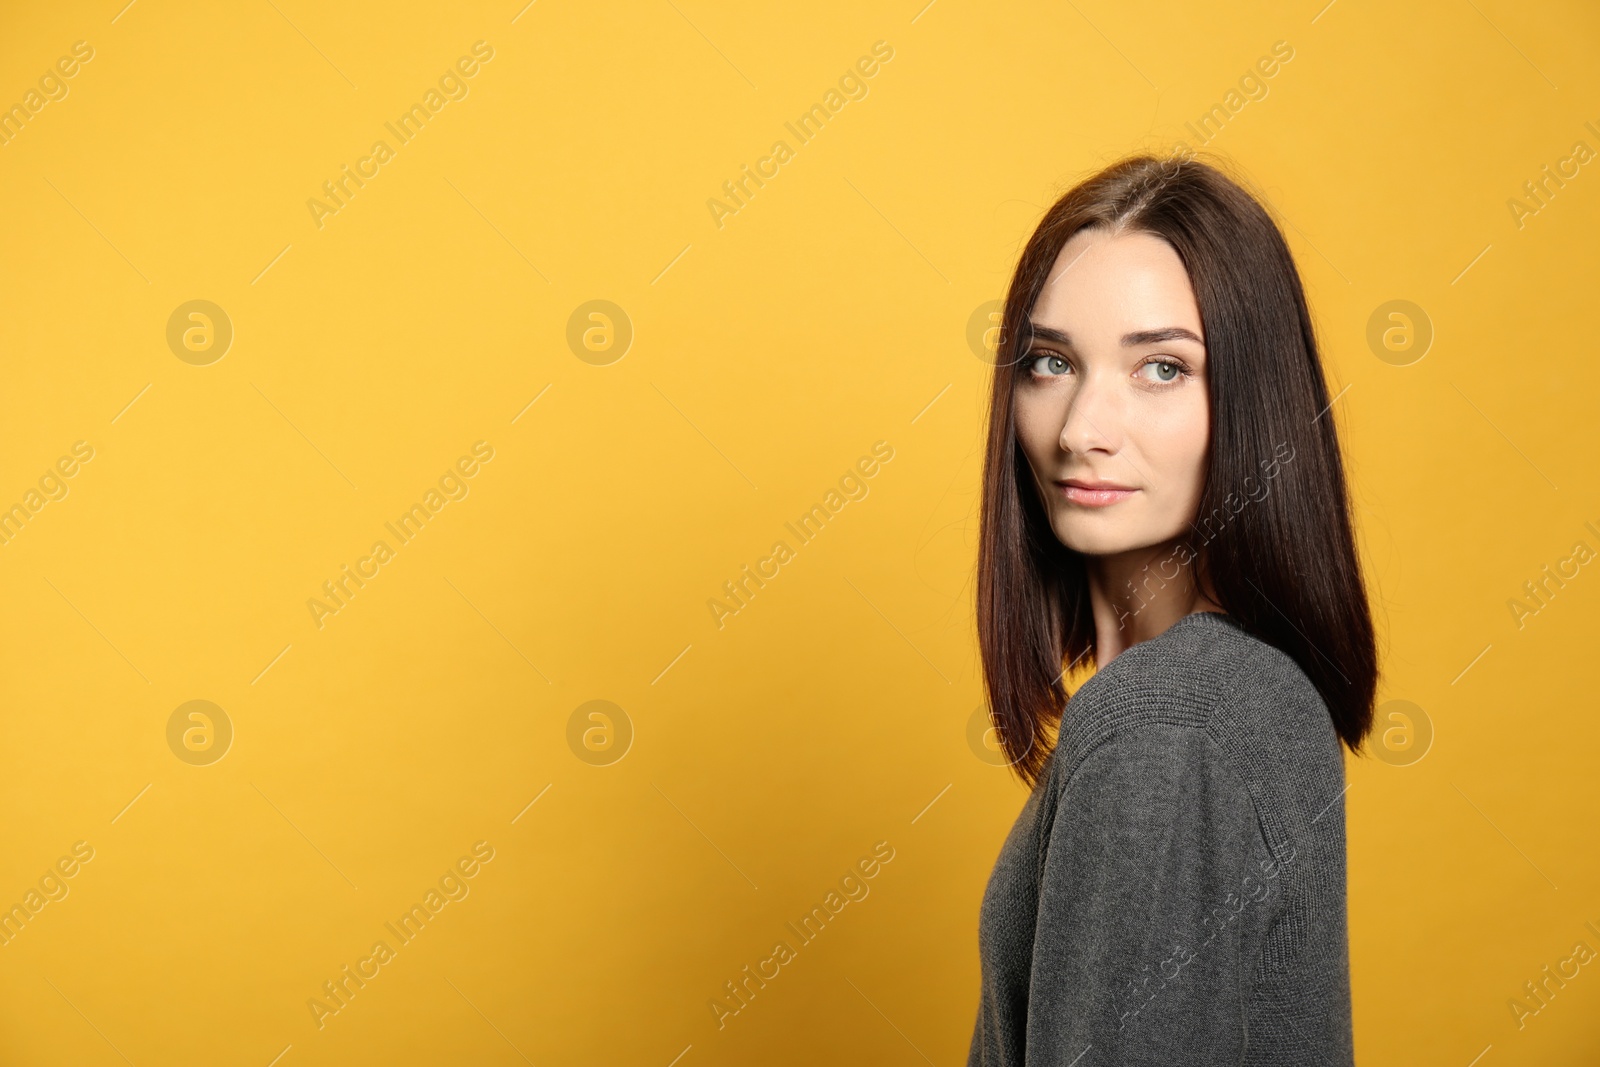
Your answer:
[1050,612,1342,804]
[1066,612,1320,719]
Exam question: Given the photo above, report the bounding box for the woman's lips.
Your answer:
[1057,483,1139,507]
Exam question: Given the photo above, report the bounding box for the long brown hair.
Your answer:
[977,151,1378,788]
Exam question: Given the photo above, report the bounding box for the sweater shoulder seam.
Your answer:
[1047,719,1278,869]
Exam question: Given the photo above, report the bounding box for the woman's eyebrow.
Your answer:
[1026,323,1203,347]
[1026,323,1073,348]
[1122,326,1203,347]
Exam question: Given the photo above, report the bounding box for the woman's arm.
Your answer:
[1026,722,1280,1066]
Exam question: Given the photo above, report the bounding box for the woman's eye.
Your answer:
[1028,353,1069,376]
[1139,359,1184,384]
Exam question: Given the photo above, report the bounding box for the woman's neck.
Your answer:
[1083,543,1224,663]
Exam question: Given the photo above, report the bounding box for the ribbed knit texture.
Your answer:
[967,611,1354,1066]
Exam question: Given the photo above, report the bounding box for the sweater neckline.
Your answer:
[1131,609,1240,644]
[1071,610,1240,696]
[1053,611,1244,782]
[1174,610,1239,632]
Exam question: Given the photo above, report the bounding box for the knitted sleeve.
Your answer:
[1024,722,1282,1066]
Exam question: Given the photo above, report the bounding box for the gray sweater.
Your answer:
[968,611,1354,1065]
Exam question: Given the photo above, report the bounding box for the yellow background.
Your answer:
[1,0,1597,1063]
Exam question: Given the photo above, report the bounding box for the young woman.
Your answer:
[966,153,1377,1065]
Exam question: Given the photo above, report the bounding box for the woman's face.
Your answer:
[1013,225,1211,559]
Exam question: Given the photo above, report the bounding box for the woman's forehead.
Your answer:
[1032,230,1204,343]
